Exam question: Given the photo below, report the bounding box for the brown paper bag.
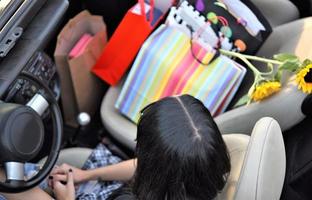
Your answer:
[54,10,107,127]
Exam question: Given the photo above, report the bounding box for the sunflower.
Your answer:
[251,81,281,101]
[296,64,312,93]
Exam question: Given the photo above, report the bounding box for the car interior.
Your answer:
[0,0,312,199]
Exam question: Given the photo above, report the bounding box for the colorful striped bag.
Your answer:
[116,24,246,123]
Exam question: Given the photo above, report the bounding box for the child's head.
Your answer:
[133,95,230,200]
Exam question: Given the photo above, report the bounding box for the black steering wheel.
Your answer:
[0,72,62,193]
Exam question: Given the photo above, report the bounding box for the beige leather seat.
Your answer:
[218,117,286,200]
[251,0,299,27]
[55,117,286,200]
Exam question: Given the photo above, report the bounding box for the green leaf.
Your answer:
[279,59,301,72]
[274,70,282,82]
[234,94,250,107]
[300,59,312,68]
[274,53,299,62]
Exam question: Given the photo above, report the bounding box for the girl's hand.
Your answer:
[52,169,75,200]
[49,163,89,185]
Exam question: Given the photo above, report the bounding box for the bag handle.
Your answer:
[187,14,231,65]
[138,0,177,25]
[186,24,220,66]
[138,0,155,24]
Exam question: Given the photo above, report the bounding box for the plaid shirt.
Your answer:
[75,143,123,200]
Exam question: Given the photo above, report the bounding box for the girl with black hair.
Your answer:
[1,95,231,200]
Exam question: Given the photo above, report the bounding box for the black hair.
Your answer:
[110,95,230,200]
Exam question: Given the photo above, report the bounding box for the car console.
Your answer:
[3,52,60,104]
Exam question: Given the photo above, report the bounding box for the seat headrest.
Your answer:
[234,117,286,200]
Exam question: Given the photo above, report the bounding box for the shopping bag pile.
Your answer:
[116,24,247,123]
[92,0,272,123]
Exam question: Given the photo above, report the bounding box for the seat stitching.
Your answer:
[233,118,274,200]
[255,119,274,200]
[234,124,260,199]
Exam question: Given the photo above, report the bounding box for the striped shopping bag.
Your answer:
[116,24,246,123]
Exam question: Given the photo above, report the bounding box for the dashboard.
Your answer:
[0,0,68,104]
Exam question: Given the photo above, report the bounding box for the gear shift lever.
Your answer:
[70,112,91,145]
[77,112,91,126]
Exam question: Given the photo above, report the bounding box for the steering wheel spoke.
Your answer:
[26,93,49,116]
[4,162,25,182]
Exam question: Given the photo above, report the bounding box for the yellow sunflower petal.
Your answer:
[296,64,312,94]
[251,81,281,101]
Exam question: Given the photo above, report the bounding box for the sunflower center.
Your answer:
[304,69,312,83]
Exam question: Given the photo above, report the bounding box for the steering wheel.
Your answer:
[0,72,62,193]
